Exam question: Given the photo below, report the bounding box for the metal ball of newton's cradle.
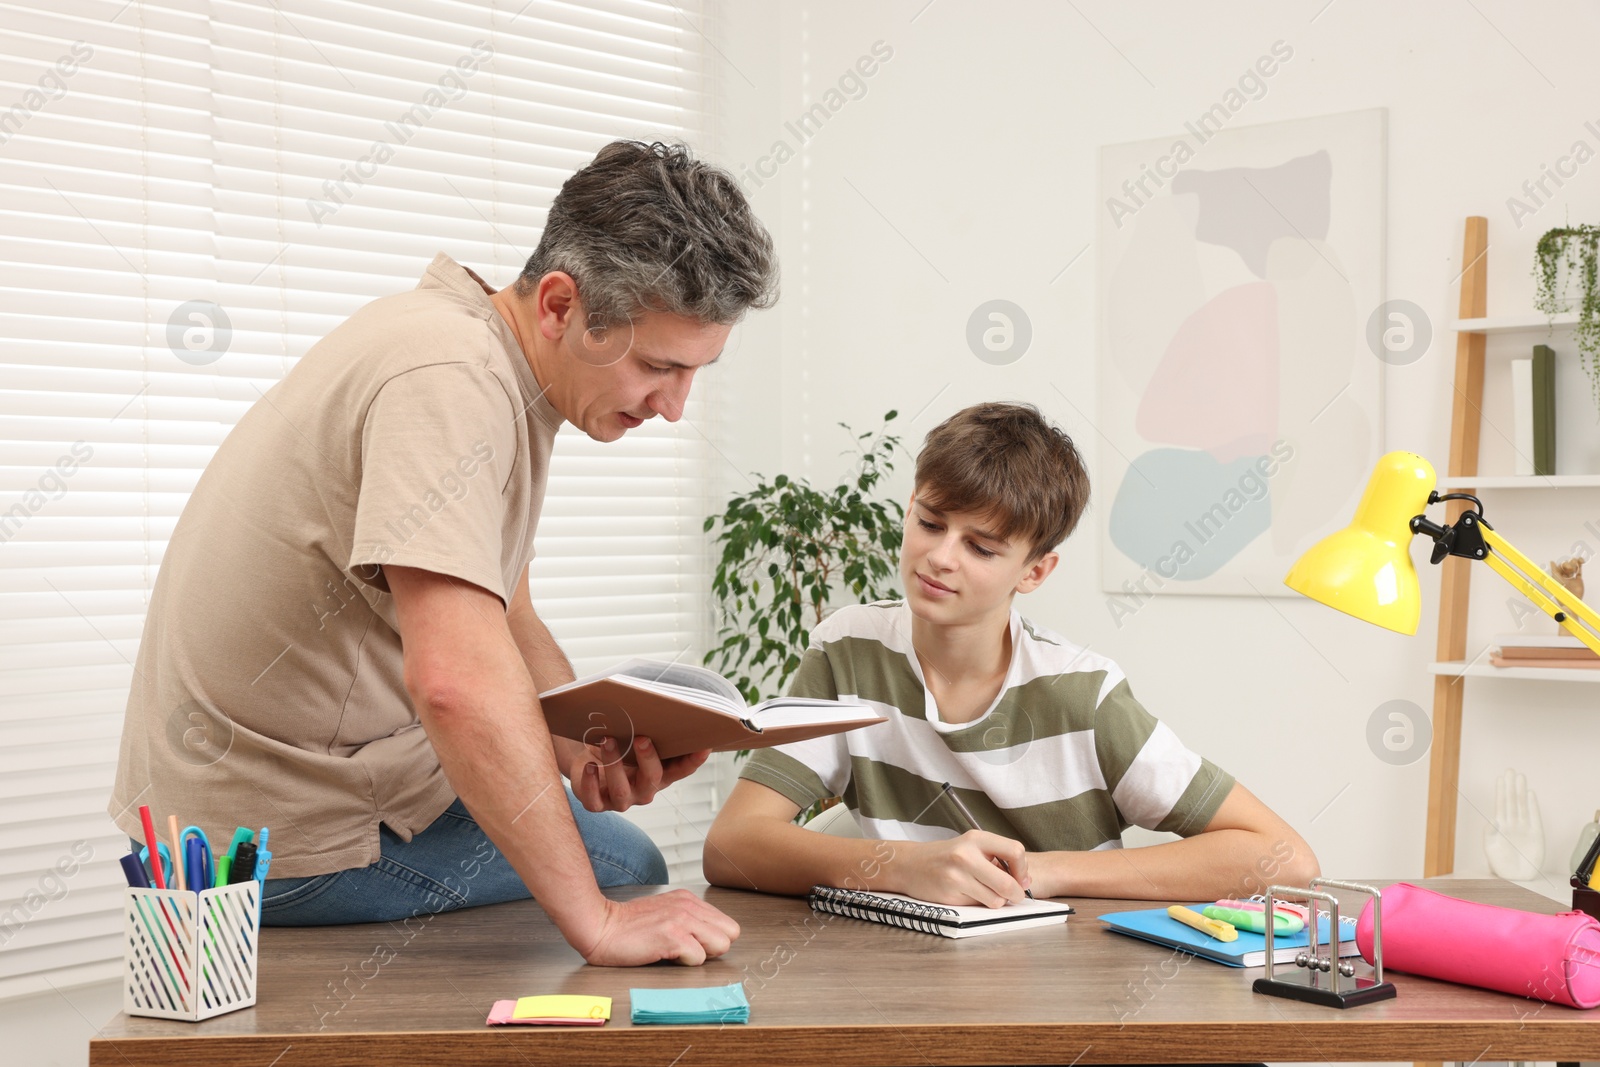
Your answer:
[1295,952,1311,968]
[1338,961,1356,978]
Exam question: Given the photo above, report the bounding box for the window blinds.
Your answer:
[0,0,721,1000]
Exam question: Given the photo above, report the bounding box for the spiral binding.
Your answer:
[808,886,960,935]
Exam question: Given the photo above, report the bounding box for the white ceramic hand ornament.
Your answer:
[1483,768,1544,880]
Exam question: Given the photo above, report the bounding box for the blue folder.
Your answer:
[1099,905,1360,968]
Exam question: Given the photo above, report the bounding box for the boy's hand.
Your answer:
[897,830,1031,908]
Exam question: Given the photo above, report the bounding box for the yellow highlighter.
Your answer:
[1167,904,1238,942]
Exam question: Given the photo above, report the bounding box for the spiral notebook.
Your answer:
[808,886,1074,938]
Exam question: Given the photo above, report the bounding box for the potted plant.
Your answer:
[703,411,905,707]
[1533,224,1600,412]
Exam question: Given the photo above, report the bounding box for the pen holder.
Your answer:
[122,881,259,1021]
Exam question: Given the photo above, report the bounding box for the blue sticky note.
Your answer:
[629,982,750,1024]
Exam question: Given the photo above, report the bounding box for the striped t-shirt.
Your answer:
[739,601,1234,851]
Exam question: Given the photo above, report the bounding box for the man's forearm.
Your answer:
[412,645,608,950]
[505,598,590,774]
[507,597,576,692]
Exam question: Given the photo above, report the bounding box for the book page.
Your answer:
[617,676,743,717]
[613,659,747,708]
[541,657,747,710]
[749,699,884,728]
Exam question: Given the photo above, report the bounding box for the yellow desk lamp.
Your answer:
[1284,451,1600,653]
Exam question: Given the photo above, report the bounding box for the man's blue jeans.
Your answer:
[256,790,668,925]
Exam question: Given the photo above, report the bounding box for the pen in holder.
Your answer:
[1252,879,1396,1008]
[122,880,259,1021]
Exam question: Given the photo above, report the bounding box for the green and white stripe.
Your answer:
[740,601,1233,852]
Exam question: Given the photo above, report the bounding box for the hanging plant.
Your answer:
[1533,224,1600,413]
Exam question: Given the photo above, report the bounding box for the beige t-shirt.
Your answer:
[109,254,563,878]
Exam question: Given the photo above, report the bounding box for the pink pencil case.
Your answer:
[1355,882,1600,1009]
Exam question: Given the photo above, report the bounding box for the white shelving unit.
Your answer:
[1452,312,1579,333]
[1437,474,1600,489]
[1428,660,1600,683]
[1424,217,1600,880]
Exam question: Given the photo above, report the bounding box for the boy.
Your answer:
[704,402,1318,906]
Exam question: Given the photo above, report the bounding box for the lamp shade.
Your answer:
[1283,451,1436,635]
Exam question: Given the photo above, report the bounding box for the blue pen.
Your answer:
[184,837,207,895]
[181,827,214,894]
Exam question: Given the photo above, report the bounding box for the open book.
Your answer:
[538,659,886,760]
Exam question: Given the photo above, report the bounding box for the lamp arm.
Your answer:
[1479,526,1600,656]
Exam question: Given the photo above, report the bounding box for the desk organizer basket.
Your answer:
[122,882,259,1021]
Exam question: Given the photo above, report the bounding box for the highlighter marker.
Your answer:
[1214,898,1305,920]
[1203,904,1304,935]
[1167,904,1238,942]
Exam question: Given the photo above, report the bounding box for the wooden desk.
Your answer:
[92,878,1597,1065]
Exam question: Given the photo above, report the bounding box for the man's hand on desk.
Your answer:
[555,734,712,813]
[574,889,741,967]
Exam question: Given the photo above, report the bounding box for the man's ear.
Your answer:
[534,271,580,341]
[1015,550,1059,594]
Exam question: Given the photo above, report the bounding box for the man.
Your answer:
[110,141,778,966]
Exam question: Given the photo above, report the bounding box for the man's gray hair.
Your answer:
[518,140,778,328]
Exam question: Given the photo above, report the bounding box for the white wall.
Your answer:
[709,0,1600,894]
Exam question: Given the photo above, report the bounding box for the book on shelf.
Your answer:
[1512,357,1534,477]
[1491,656,1600,669]
[1099,903,1360,968]
[1489,633,1598,668]
[808,885,1074,939]
[538,659,886,760]
[1533,344,1557,477]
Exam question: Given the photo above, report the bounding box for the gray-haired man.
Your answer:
[110,142,778,966]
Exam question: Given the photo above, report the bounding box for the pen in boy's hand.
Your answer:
[938,781,1032,899]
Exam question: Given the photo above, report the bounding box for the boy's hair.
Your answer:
[517,140,778,328]
[913,402,1089,560]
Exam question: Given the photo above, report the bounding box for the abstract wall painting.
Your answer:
[1096,109,1386,609]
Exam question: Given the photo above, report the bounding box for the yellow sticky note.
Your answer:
[513,995,612,1021]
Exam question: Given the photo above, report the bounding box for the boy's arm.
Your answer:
[1025,781,1319,900]
[703,779,1032,908]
